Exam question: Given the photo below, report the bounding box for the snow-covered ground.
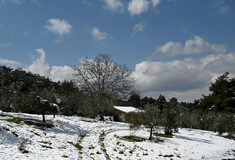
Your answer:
[0,112,234,160]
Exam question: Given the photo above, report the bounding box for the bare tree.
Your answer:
[73,54,134,119]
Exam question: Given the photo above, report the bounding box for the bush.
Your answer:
[214,113,235,135]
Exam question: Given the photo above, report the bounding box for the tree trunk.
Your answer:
[53,114,55,118]
[42,114,45,123]
[149,126,153,140]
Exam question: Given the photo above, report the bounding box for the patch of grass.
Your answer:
[12,131,18,137]
[31,131,41,136]
[163,154,174,157]
[116,141,120,145]
[89,145,95,149]
[99,131,111,160]
[68,141,83,151]
[81,119,97,123]
[74,143,83,150]
[176,154,181,158]
[41,145,53,149]
[38,141,52,145]
[222,135,235,140]
[5,118,24,124]
[0,114,7,117]
[24,120,54,128]
[59,146,67,149]
[154,138,164,143]
[2,126,10,131]
[129,150,133,154]
[119,136,146,142]
[143,152,148,156]
[62,155,68,158]
[153,133,173,138]
[67,141,73,145]
[80,134,86,139]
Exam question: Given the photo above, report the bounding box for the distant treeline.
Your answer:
[0,63,234,136]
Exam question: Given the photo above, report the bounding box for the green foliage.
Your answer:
[68,141,83,150]
[41,145,53,149]
[141,96,157,108]
[163,154,174,157]
[156,94,166,114]
[153,133,173,138]
[5,118,24,124]
[62,155,69,158]
[74,143,83,151]
[162,97,180,135]
[0,66,87,117]
[81,119,97,123]
[127,104,160,130]
[127,93,141,108]
[213,112,234,135]
[200,72,235,113]
[222,135,235,140]
[119,136,146,142]
[24,120,54,128]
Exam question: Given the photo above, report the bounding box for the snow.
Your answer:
[0,112,234,160]
[56,97,61,104]
[114,106,141,113]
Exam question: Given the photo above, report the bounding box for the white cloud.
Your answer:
[26,49,50,77]
[128,0,149,16]
[132,22,146,35]
[0,0,23,5]
[91,27,109,41]
[25,49,73,82]
[31,0,41,6]
[103,0,124,13]
[0,43,11,48]
[50,66,73,82]
[154,35,227,57]
[213,0,229,15]
[83,0,92,6]
[0,58,21,67]
[45,18,72,36]
[152,0,161,7]
[133,52,235,101]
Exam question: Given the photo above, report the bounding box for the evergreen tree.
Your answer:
[162,97,179,135]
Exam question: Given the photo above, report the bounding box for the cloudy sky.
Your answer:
[0,0,235,102]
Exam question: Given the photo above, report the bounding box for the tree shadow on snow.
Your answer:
[175,135,213,144]
[0,128,18,145]
[44,119,89,136]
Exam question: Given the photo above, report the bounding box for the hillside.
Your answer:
[0,111,234,160]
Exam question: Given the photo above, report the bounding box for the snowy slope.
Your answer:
[0,112,234,160]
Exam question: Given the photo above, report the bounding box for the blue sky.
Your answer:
[0,0,235,101]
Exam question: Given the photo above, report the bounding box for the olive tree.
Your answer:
[127,104,161,140]
[73,54,134,120]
